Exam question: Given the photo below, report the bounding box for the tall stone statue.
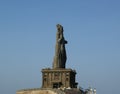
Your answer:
[53,24,67,69]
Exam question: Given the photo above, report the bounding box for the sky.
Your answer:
[0,0,120,94]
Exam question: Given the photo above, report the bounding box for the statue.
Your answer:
[53,24,67,69]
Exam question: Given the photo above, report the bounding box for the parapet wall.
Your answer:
[16,89,57,94]
[16,88,82,94]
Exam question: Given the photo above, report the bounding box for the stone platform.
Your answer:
[16,88,56,94]
[16,88,83,94]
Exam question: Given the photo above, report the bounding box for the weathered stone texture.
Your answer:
[42,68,78,88]
[16,89,56,94]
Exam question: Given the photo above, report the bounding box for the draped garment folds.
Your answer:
[53,24,67,69]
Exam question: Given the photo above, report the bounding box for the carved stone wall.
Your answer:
[42,68,78,88]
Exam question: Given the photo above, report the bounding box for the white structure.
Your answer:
[89,87,93,94]
[86,87,96,94]
[93,88,96,94]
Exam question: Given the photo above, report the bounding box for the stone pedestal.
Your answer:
[42,68,78,88]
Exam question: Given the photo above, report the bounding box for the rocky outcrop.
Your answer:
[16,88,83,94]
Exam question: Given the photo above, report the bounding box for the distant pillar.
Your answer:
[93,88,96,94]
[89,88,92,94]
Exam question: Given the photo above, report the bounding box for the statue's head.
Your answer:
[56,24,63,32]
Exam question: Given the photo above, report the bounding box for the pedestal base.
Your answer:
[41,68,78,88]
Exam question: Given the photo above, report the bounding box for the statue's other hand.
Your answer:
[64,40,68,44]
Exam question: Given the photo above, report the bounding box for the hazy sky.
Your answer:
[0,0,120,94]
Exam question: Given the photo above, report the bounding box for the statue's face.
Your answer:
[56,24,63,32]
[56,24,61,30]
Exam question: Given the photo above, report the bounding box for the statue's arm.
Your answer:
[57,33,63,43]
[64,40,68,44]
